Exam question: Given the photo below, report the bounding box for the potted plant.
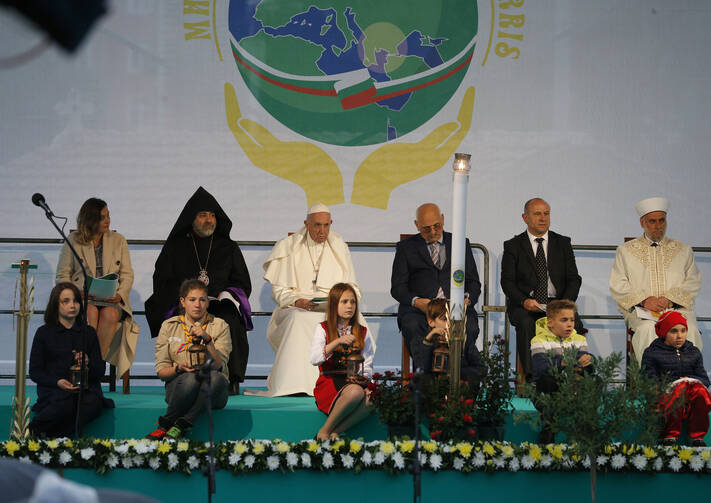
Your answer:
[424,375,478,441]
[519,349,665,503]
[475,334,515,440]
[369,371,415,437]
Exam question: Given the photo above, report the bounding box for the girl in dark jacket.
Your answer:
[29,282,112,437]
[641,311,711,446]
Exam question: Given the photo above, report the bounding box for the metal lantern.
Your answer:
[432,343,450,374]
[188,336,208,369]
[70,363,88,390]
[346,340,365,378]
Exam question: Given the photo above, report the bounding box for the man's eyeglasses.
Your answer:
[420,222,442,234]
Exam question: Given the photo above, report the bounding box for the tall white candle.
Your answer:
[449,153,471,322]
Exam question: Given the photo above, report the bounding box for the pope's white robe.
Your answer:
[609,236,702,361]
[258,227,367,396]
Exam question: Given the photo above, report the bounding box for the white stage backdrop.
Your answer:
[1,1,710,381]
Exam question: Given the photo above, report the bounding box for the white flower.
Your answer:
[632,455,647,470]
[596,455,609,466]
[19,456,31,464]
[392,452,405,470]
[167,454,179,470]
[453,457,465,471]
[668,457,682,472]
[429,454,443,471]
[80,448,95,460]
[133,455,144,467]
[244,455,255,468]
[418,452,427,466]
[493,456,506,468]
[134,440,151,454]
[341,454,355,469]
[107,454,119,468]
[540,454,552,468]
[653,457,663,471]
[187,455,200,470]
[301,453,312,468]
[582,456,591,469]
[121,457,133,468]
[286,452,299,467]
[149,457,160,470]
[442,445,451,454]
[690,455,704,472]
[38,452,51,465]
[373,452,385,465]
[610,454,626,469]
[115,443,129,455]
[322,452,334,469]
[664,446,676,456]
[229,453,241,466]
[360,451,371,466]
[509,458,520,472]
[521,455,535,469]
[267,455,279,471]
[472,452,486,468]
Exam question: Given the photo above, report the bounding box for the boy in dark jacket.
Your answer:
[641,311,711,446]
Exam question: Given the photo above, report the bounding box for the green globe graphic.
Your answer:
[228,1,478,146]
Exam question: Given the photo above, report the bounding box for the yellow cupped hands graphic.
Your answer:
[224,82,344,207]
[351,86,476,209]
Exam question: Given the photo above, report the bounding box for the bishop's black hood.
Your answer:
[166,186,232,240]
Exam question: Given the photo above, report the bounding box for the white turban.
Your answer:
[635,197,668,217]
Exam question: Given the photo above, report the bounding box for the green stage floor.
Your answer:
[0,385,539,442]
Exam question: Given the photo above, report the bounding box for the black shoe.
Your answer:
[691,439,706,447]
[229,381,240,396]
[537,428,555,444]
[662,437,677,446]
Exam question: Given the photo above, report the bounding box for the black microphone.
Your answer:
[31,193,54,216]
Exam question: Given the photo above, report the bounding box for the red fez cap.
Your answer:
[654,311,687,338]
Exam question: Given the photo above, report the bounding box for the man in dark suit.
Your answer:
[391,203,481,371]
[501,198,582,380]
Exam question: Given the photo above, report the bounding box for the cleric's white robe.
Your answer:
[609,236,702,361]
[258,227,366,396]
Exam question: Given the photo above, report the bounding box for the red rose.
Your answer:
[468,428,476,437]
[438,417,444,422]
[464,399,474,406]
[463,414,473,423]
[430,430,441,439]
[407,372,414,380]
[367,381,377,391]
[372,372,383,379]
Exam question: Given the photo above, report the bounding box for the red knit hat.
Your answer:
[654,311,687,338]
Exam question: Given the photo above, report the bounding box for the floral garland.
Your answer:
[2,438,711,475]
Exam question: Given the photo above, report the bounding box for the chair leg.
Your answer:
[121,369,130,394]
[401,338,411,380]
[109,364,116,393]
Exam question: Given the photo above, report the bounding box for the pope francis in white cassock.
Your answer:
[610,197,702,362]
[257,203,368,396]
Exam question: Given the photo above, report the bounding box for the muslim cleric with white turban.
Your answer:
[610,196,702,361]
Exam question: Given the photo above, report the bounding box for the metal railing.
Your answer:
[2,238,709,382]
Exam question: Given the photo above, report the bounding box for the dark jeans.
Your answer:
[160,371,228,429]
[29,390,103,437]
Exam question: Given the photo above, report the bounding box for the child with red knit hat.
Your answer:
[641,311,711,446]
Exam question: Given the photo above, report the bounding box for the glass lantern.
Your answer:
[432,344,450,374]
[188,336,208,369]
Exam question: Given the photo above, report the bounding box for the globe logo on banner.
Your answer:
[228,1,478,147]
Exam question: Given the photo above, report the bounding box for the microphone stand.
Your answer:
[195,360,218,503]
[38,205,89,438]
[409,371,423,503]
